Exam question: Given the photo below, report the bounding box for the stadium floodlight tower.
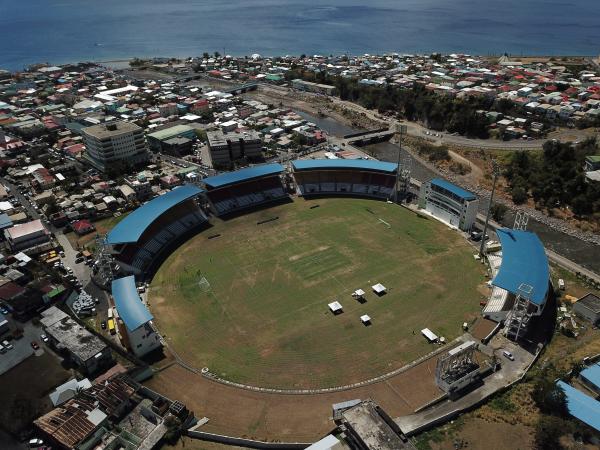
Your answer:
[393,124,409,203]
[479,159,501,257]
[504,283,534,341]
[435,340,480,397]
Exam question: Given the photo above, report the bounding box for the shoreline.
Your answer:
[3,52,597,74]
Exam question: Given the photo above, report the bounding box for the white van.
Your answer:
[503,350,515,361]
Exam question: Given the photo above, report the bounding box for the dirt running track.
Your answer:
[145,351,445,442]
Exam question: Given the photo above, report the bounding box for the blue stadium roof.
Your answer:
[111,276,153,332]
[202,163,284,189]
[557,381,600,432]
[581,363,600,390]
[492,229,549,306]
[106,184,204,245]
[430,178,477,201]
[292,159,397,173]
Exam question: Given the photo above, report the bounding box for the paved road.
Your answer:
[396,334,537,435]
[258,84,549,150]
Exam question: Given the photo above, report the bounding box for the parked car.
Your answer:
[2,340,13,350]
[30,341,40,350]
[40,334,49,343]
[75,257,84,264]
[101,321,107,330]
[502,350,515,361]
[29,438,44,448]
[0,306,8,315]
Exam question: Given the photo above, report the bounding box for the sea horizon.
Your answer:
[1,0,599,72]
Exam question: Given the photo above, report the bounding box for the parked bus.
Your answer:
[107,319,116,335]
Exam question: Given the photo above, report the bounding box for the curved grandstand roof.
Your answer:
[112,276,153,332]
[430,178,477,201]
[202,163,284,189]
[292,159,397,173]
[492,229,549,306]
[106,184,204,245]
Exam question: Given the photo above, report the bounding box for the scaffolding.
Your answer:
[513,210,529,231]
[435,341,480,393]
[504,283,534,341]
[397,154,412,199]
[93,234,114,289]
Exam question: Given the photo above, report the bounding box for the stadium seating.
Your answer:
[294,170,396,199]
[207,176,287,216]
[113,199,208,275]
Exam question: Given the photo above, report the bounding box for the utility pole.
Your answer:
[394,124,407,203]
[479,159,500,257]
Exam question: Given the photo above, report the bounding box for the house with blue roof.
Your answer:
[418,178,479,231]
[112,276,161,358]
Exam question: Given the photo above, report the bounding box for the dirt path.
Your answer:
[146,348,448,441]
[448,150,484,185]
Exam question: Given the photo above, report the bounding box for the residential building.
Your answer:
[291,79,337,96]
[40,306,113,374]
[573,293,600,324]
[207,130,262,167]
[585,155,600,172]
[146,124,196,151]
[4,219,51,252]
[82,121,149,172]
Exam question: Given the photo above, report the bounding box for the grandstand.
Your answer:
[104,184,207,277]
[292,159,398,199]
[202,163,287,216]
[483,229,550,339]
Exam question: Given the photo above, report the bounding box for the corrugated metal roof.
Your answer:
[430,178,477,201]
[581,363,600,390]
[492,229,549,306]
[203,163,284,188]
[112,276,152,332]
[147,124,194,141]
[106,184,204,245]
[557,381,600,432]
[292,159,397,173]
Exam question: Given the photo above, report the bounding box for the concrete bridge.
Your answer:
[342,128,395,147]
[223,82,259,95]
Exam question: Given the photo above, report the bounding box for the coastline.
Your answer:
[3,52,598,74]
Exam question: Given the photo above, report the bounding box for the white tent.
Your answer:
[353,289,365,298]
[421,328,438,342]
[360,315,371,324]
[371,283,386,294]
[328,301,343,313]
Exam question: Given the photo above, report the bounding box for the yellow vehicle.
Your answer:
[107,319,116,335]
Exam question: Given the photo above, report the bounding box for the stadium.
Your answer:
[99,159,552,419]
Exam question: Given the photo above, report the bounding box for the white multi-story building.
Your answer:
[418,178,479,231]
[112,276,161,358]
[82,121,149,172]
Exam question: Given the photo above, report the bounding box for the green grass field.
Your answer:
[150,197,486,388]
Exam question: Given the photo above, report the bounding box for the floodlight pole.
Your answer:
[394,124,407,203]
[479,159,500,257]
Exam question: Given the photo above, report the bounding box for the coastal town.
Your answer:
[0,52,599,450]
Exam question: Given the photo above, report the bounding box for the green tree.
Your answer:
[490,203,508,222]
[535,415,569,450]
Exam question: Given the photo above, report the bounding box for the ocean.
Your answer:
[1,0,599,71]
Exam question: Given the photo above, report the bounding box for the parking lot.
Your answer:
[0,317,49,376]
